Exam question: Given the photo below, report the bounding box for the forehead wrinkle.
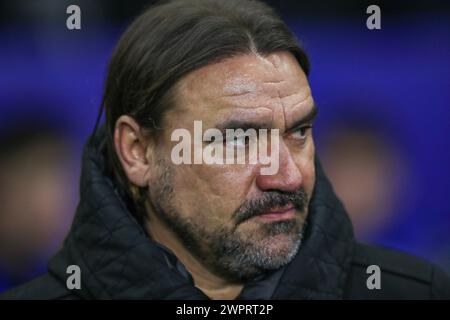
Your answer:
[173,52,312,130]
[261,54,295,131]
[291,94,314,111]
[214,105,274,119]
[221,76,260,97]
[268,65,288,132]
[219,89,275,107]
[268,81,312,131]
[278,85,312,100]
[211,105,275,129]
[282,92,314,113]
[278,89,313,132]
[284,95,316,128]
[262,71,310,97]
[263,79,285,85]
[221,55,287,97]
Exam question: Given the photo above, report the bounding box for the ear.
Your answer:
[114,115,152,187]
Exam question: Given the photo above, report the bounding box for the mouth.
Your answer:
[252,203,296,222]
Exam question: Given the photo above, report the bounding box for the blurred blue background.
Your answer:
[0,0,449,292]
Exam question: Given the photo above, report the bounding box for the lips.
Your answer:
[253,203,296,222]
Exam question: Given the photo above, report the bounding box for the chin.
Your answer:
[257,233,302,265]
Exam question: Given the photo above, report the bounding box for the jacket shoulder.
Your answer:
[0,273,78,300]
[345,242,450,299]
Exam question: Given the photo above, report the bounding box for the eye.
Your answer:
[225,135,249,148]
[289,125,311,141]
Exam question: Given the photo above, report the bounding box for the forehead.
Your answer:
[171,51,313,126]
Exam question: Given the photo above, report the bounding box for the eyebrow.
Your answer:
[214,104,318,133]
[286,104,318,132]
[215,119,273,133]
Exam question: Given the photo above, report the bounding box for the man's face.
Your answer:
[147,51,316,281]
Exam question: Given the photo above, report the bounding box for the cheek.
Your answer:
[169,162,256,222]
[296,140,316,196]
[303,160,315,197]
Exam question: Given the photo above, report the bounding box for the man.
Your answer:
[2,0,450,299]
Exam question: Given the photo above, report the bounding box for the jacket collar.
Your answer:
[48,126,354,299]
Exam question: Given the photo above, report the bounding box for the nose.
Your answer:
[255,141,303,192]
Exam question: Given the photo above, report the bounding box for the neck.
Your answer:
[144,212,244,300]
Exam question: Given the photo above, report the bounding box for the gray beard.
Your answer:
[148,163,306,282]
